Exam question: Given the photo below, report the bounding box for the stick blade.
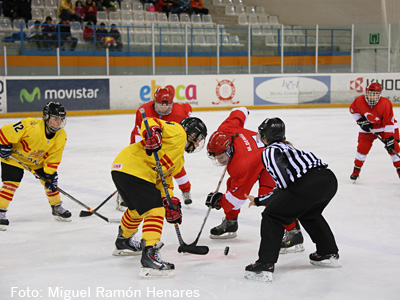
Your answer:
[79,210,93,217]
[177,244,209,255]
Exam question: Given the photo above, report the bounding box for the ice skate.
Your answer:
[139,242,175,277]
[112,226,143,256]
[51,203,72,222]
[115,193,127,212]
[210,217,238,239]
[182,191,192,205]
[309,252,341,268]
[350,166,361,183]
[280,228,305,254]
[0,209,9,231]
[244,262,274,283]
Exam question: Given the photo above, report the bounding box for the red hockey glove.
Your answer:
[162,196,182,224]
[143,126,162,155]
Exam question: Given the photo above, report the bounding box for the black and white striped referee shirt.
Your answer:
[262,142,327,190]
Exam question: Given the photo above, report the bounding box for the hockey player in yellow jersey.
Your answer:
[111,116,207,277]
[0,102,70,231]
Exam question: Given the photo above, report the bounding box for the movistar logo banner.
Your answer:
[20,87,41,103]
[7,79,110,112]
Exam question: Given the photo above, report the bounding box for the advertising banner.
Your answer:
[6,79,110,112]
[109,75,253,110]
[331,74,400,104]
[253,76,331,105]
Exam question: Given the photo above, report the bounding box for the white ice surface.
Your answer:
[1,108,400,300]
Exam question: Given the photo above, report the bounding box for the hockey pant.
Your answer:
[354,132,400,169]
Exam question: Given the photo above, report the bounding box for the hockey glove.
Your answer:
[143,126,162,156]
[356,116,373,132]
[162,196,182,224]
[44,172,58,193]
[384,136,395,153]
[0,144,12,159]
[205,192,223,210]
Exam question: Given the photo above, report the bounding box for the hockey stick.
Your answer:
[140,108,209,255]
[178,165,227,253]
[79,190,118,217]
[7,156,119,223]
[370,131,400,159]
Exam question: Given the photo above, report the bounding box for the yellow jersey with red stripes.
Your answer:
[112,118,186,197]
[0,118,66,174]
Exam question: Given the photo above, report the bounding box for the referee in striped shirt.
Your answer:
[244,117,340,283]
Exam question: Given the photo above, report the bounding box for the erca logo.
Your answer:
[20,87,41,103]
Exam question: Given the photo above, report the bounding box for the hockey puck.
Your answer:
[224,246,229,255]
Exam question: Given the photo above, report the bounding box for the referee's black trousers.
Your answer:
[258,167,339,263]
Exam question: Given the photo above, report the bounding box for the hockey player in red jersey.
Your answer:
[116,86,194,211]
[350,82,400,181]
[205,107,303,252]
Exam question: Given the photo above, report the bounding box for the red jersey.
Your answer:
[131,101,192,144]
[217,107,274,213]
[350,95,397,139]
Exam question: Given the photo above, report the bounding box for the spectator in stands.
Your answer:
[97,0,117,13]
[74,1,85,21]
[2,0,17,20]
[83,21,94,42]
[155,0,173,14]
[41,16,58,50]
[108,23,123,51]
[27,20,43,49]
[58,15,78,51]
[190,0,208,15]
[95,22,108,49]
[84,0,97,24]
[59,0,82,22]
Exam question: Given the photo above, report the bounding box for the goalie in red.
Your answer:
[349,82,400,181]
[116,86,194,211]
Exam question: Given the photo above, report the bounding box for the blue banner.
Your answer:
[6,79,110,112]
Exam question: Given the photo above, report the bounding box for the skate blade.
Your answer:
[209,232,237,239]
[112,248,142,256]
[244,271,273,283]
[139,267,175,278]
[53,215,72,222]
[310,258,342,268]
[0,224,7,231]
[279,243,305,254]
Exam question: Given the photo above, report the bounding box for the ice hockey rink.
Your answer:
[1,107,400,300]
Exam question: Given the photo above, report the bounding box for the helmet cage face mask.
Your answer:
[207,132,233,166]
[365,83,382,106]
[43,102,66,133]
[154,87,174,115]
[181,117,208,154]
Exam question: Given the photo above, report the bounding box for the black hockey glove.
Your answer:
[356,116,373,132]
[384,136,395,153]
[44,172,58,193]
[0,144,12,159]
[205,192,223,210]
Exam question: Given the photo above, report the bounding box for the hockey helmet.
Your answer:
[43,102,66,133]
[365,82,382,106]
[207,131,233,166]
[154,86,174,115]
[258,117,285,144]
[180,117,207,153]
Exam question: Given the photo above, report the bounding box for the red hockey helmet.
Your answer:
[154,86,174,115]
[207,131,233,166]
[365,82,382,106]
